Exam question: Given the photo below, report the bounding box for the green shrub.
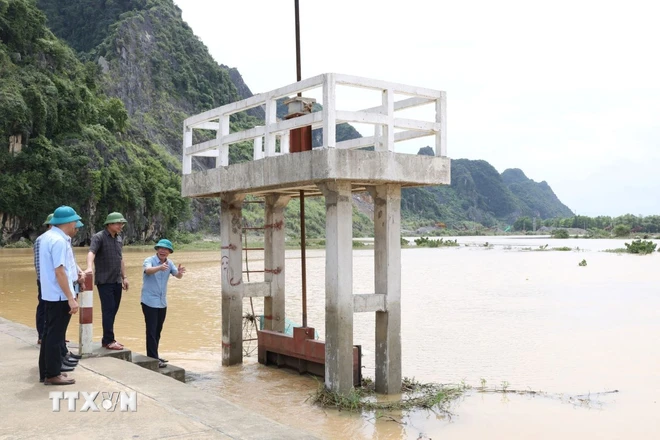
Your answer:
[168,230,201,245]
[624,239,657,255]
[552,229,569,239]
[3,238,32,249]
[613,224,631,237]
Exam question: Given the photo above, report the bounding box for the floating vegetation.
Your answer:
[310,377,466,414]
[311,377,620,417]
[552,246,572,251]
[414,237,460,248]
[578,259,587,267]
[474,379,618,409]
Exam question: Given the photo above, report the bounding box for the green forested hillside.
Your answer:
[0,0,187,243]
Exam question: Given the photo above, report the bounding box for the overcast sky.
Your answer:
[173,0,660,216]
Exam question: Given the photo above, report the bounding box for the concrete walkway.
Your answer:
[0,317,318,440]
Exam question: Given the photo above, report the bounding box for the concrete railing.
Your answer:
[182,73,446,175]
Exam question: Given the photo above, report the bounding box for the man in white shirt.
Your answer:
[38,206,81,385]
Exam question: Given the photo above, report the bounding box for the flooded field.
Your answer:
[1,237,658,439]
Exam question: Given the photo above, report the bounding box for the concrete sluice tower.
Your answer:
[181,73,449,395]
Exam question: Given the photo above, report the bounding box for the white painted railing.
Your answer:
[182,73,446,175]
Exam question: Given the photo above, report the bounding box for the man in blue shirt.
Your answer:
[38,206,81,385]
[141,239,185,368]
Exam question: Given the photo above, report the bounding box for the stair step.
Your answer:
[158,364,186,383]
[131,352,186,382]
[131,353,160,371]
[72,342,185,383]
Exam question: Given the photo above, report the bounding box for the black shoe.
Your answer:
[158,358,168,363]
[62,359,77,367]
[158,361,167,368]
[67,352,83,360]
[65,356,79,364]
[61,364,75,372]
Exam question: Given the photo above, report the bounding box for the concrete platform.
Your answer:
[0,317,318,440]
[182,148,451,198]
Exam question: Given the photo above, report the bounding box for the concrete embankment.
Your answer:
[0,317,318,440]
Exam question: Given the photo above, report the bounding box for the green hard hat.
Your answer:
[154,239,174,253]
[49,206,82,225]
[43,213,54,225]
[104,212,127,225]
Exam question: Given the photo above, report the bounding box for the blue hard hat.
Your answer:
[75,220,84,228]
[49,206,82,225]
[154,239,174,253]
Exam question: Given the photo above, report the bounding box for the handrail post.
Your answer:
[182,125,192,174]
[435,91,447,157]
[322,74,336,148]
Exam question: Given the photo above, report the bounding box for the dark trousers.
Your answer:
[141,303,167,360]
[36,280,45,340]
[39,300,72,380]
[98,283,123,345]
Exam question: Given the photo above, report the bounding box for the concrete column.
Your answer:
[264,195,290,333]
[370,184,402,394]
[318,181,353,395]
[220,193,245,366]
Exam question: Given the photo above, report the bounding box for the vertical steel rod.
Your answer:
[295,0,307,327]
[295,0,302,96]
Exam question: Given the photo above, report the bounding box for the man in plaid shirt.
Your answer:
[85,212,129,350]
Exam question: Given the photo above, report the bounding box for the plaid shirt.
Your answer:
[33,234,44,279]
[89,229,124,285]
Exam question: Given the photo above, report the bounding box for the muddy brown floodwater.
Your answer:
[1,236,658,439]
